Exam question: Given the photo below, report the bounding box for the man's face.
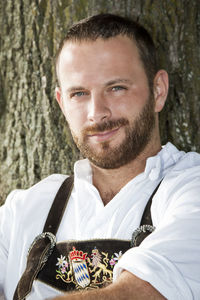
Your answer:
[56,35,156,169]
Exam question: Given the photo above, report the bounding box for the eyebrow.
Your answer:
[66,86,86,94]
[65,78,132,94]
[105,78,133,87]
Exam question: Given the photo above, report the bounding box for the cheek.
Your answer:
[64,105,86,133]
[124,88,150,115]
[111,96,145,119]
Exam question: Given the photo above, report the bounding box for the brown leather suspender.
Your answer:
[13,176,74,300]
[131,180,162,247]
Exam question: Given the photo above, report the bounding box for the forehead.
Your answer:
[57,35,145,86]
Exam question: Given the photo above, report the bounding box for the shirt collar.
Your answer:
[144,142,185,181]
[74,158,93,183]
[74,142,185,183]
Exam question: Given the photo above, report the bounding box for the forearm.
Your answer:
[50,271,166,300]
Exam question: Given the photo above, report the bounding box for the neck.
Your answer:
[91,136,161,205]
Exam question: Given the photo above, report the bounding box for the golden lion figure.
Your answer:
[89,248,113,284]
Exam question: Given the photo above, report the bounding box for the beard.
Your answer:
[71,95,156,169]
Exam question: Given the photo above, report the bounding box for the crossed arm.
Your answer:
[51,270,166,300]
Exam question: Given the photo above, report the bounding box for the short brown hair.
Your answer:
[56,13,158,91]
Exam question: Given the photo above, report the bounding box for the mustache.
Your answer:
[82,118,129,135]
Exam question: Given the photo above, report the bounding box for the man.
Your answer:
[0,13,200,300]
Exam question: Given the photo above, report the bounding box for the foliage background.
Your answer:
[0,0,200,204]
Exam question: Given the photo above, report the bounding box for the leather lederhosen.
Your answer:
[13,176,162,300]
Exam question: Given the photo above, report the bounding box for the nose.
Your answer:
[87,92,111,123]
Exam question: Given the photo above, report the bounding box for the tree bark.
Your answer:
[0,0,199,204]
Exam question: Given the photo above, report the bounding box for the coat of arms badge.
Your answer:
[69,247,91,288]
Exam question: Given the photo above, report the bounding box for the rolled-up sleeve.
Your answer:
[0,190,22,292]
[113,174,200,300]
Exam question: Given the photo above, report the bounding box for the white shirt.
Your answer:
[0,143,200,299]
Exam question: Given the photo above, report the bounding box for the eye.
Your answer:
[70,91,88,98]
[111,86,127,92]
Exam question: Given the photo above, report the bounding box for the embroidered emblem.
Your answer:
[69,247,90,288]
[55,246,123,289]
[109,251,123,267]
[90,248,112,283]
[56,255,69,274]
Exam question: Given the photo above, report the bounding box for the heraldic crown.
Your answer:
[69,247,87,261]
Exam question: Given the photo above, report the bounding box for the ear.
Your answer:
[55,87,65,114]
[153,70,169,113]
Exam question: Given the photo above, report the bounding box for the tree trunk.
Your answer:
[0,0,199,204]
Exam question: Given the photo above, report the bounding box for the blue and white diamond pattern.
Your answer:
[72,260,90,288]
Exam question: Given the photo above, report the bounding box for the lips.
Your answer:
[87,127,120,142]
